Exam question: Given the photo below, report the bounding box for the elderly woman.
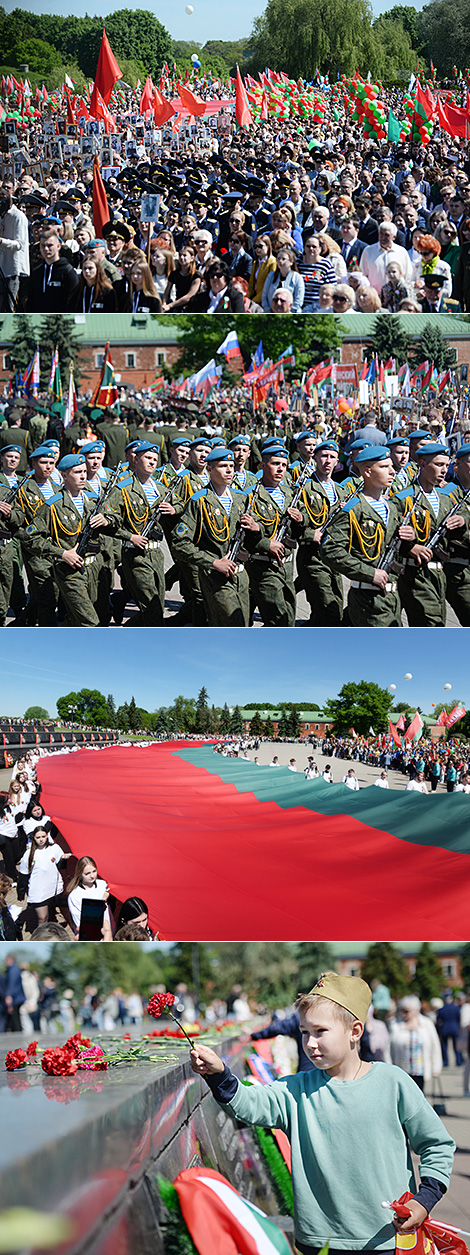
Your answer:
[330,283,356,313]
[414,233,452,299]
[389,995,442,1091]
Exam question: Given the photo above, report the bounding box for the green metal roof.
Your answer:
[240,709,330,720]
[329,942,464,958]
[0,314,183,344]
[336,313,470,338]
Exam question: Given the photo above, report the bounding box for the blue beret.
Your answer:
[228,435,251,448]
[455,443,470,459]
[43,214,61,225]
[30,444,56,459]
[295,430,316,442]
[57,454,86,470]
[209,436,226,447]
[387,436,410,447]
[354,446,392,465]
[0,444,22,455]
[261,437,283,449]
[206,446,234,463]
[87,238,106,249]
[81,440,105,454]
[415,442,448,457]
[43,439,60,449]
[133,441,158,454]
[315,440,339,454]
[409,429,433,440]
[125,440,141,452]
[350,439,373,451]
[262,444,289,458]
[171,435,191,447]
[190,437,211,449]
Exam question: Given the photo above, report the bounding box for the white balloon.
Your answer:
[443,683,452,691]
[185,5,194,12]
[191,52,198,61]
[404,673,412,681]
[389,684,396,692]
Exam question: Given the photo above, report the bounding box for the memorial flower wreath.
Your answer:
[3,994,207,1079]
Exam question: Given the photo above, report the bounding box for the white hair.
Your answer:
[379,221,397,239]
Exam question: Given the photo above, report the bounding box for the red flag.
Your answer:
[92,155,110,237]
[436,96,468,138]
[76,97,91,120]
[388,719,403,747]
[89,84,115,132]
[177,83,206,116]
[446,704,466,727]
[235,65,253,127]
[260,90,268,120]
[435,710,449,727]
[396,715,405,731]
[65,85,75,125]
[93,27,122,106]
[153,86,175,125]
[139,75,154,114]
[404,711,424,743]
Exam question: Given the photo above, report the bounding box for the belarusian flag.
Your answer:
[91,343,119,408]
[404,711,424,743]
[174,1166,293,1255]
[149,376,164,394]
[446,704,466,727]
[438,369,451,393]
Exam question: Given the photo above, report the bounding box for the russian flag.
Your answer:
[217,330,244,365]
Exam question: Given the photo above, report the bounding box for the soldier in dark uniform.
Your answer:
[95,409,130,469]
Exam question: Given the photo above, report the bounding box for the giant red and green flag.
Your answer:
[404,711,424,743]
[91,342,119,409]
[37,741,470,939]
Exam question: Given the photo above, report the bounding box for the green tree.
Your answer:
[154,709,169,736]
[56,688,110,725]
[411,943,447,1001]
[128,696,140,731]
[24,705,49,719]
[325,681,394,736]
[195,685,210,733]
[206,705,220,735]
[250,710,265,737]
[460,943,470,990]
[416,0,469,75]
[38,316,87,389]
[106,694,118,729]
[117,702,130,732]
[230,704,243,734]
[264,715,275,738]
[219,702,231,735]
[370,315,410,365]
[5,314,38,376]
[288,705,301,737]
[211,942,299,1007]
[295,942,335,991]
[409,323,456,373]
[246,0,381,79]
[165,314,343,379]
[362,943,410,997]
[278,709,289,738]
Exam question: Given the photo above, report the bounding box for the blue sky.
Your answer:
[2,0,421,46]
[0,629,464,717]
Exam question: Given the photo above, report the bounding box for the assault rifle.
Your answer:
[227,477,263,563]
[76,461,125,558]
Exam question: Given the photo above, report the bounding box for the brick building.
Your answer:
[240,708,334,737]
[331,943,467,988]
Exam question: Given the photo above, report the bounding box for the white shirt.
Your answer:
[374,777,389,789]
[406,780,428,793]
[18,842,63,902]
[0,204,30,276]
[342,774,359,790]
[360,241,413,293]
[68,878,111,931]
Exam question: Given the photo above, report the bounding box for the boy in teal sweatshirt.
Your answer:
[190,972,455,1255]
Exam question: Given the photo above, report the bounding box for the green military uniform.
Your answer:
[171,468,211,624]
[128,425,166,466]
[0,485,24,625]
[339,472,363,498]
[388,463,417,498]
[105,473,168,625]
[323,492,403,626]
[443,480,470,625]
[16,474,59,624]
[245,480,305,627]
[296,478,347,626]
[172,483,253,626]
[288,459,313,485]
[95,421,130,470]
[232,467,259,492]
[394,482,457,627]
[21,488,108,626]
[84,468,120,625]
[0,425,29,473]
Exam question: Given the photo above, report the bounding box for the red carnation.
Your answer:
[5,1048,28,1071]
[147,992,176,1018]
[26,1041,38,1056]
[64,1032,92,1056]
[41,1047,79,1077]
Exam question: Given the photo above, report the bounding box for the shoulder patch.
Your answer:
[175,522,189,536]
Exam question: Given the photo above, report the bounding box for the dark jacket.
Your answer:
[6,961,24,1005]
[251,1011,314,1070]
[27,257,79,312]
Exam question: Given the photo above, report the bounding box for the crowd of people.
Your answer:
[0,746,157,940]
[3,76,470,315]
[2,385,470,627]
